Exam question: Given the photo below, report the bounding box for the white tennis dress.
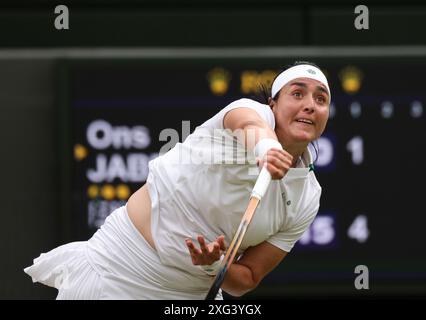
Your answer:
[24,98,322,299]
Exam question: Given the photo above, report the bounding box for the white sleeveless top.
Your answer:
[147,98,322,273]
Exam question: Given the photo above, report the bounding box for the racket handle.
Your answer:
[251,166,272,200]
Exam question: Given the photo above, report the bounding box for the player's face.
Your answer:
[270,77,330,145]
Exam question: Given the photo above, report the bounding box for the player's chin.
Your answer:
[293,130,316,143]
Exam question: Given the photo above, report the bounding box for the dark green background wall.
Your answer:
[1,1,426,47]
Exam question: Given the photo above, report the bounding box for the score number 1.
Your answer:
[316,135,364,167]
[346,136,364,165]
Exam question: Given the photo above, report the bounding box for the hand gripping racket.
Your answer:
[205,166,272,300]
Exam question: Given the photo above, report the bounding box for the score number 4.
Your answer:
[299,214,369,246]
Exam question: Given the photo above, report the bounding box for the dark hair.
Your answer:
[251,60,323,163]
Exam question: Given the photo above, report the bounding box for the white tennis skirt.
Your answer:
[24,205,220,300]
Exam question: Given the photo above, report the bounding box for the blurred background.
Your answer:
[1,0,425,299]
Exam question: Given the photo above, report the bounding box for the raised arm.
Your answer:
[223,107,293,180]
[223,107,278,152]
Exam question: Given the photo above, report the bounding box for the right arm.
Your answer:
[223,107,277,153]
[223,107,292,180]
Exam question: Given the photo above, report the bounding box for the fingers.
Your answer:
[257,149,292,167]
[267,149,293,167]
[266,161,285,179]
[185,235,226,266]
[198,235,210,255]
[200,235,222,259]
[216,235,226,251]
[185,238,202,265]
[185,238,201,255]
[263,148,293,179]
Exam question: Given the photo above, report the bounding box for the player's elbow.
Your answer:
[226,282,259,297]
[223,269,260,297]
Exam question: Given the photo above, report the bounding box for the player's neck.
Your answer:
[283,144,306,168]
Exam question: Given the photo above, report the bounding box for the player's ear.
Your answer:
[268,97,275,110]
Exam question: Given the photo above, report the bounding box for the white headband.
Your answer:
[271,64,331,101]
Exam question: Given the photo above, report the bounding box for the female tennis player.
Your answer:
[24,61,331,299]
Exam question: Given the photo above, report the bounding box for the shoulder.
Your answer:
[200,98,275,129]
[224,98,272,115]
[222,98,275,128]
[225,98,268,108]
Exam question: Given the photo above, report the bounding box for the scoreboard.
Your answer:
[59,54,426,298]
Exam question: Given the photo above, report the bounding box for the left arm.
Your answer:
[186,236,287,297]
[221,241,287,297]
